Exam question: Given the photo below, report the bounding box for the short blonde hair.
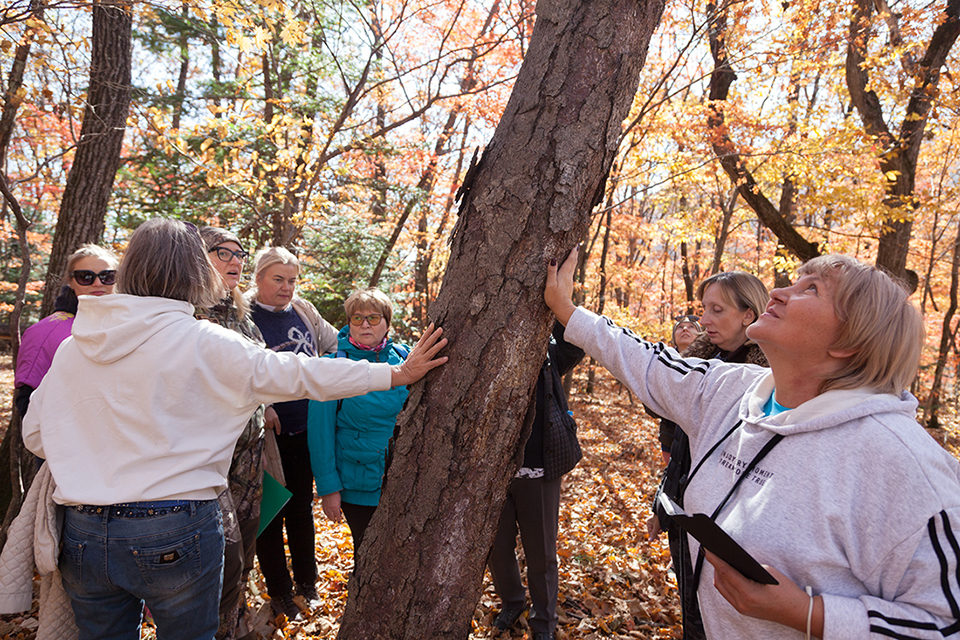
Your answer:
[344,289,393,325]
[696,271,769,325]
[63,243,120,281]
[116,218,224,308]
[798,255,923,395]
[249,247,300,303]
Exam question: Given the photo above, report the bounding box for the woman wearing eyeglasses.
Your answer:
[307,289,408,579]
[14,243,119,418]
[195,227,263,640]
[247,246,338,619]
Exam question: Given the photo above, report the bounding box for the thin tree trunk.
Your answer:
[923,218,960,428]
[171,2,189,130]
[0,173,36,551]
[337,0,665,633]
[680,240,694,311]
[710,187,737,274]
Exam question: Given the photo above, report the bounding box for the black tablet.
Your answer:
[659,493,778,585]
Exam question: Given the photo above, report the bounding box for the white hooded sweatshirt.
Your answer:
[567,307,960,640]
[22,294,394,506]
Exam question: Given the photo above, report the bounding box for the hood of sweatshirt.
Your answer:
[738,370,919,436]
[71,293,195,364]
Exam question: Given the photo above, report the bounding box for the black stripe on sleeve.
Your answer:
[944,511,960,619]
[867,512,960,637]
[931,511,960,619]
[868,611,938,630]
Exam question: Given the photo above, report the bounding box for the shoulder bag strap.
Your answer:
[690,431,784,592]
[685,419,742,490]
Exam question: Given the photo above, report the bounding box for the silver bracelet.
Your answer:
[805,585,814,640]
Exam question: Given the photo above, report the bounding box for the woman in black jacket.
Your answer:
[487,322,584,640]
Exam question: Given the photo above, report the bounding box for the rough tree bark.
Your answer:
[846,0,960,280]
[40,0,131,317]
[336,0,665,635]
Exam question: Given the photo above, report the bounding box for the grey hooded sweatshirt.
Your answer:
[567,307,960,640]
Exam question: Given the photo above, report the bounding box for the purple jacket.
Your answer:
[15,312,75,389]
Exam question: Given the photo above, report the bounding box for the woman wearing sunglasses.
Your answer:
[14,243,119,417]
[195,227,262,640]
[246,246,339,619]
[307,289,409,582]
[18,218,447,640]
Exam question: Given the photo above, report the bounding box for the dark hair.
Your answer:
[53,284,78,315]
[117,218,224,307]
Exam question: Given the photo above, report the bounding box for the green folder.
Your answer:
[258,471,293,537]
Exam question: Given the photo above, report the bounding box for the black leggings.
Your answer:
[255,431,317,596]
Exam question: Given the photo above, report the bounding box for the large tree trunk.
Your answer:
[336,0,665,635]
[40,0,132,316]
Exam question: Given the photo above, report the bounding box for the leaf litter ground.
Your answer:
[2,359,959,639]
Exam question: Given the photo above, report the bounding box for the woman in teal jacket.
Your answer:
[307,288,408,572]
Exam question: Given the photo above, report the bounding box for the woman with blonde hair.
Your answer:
[247,246,337,618]
[20,218,446,640]
[546,249,960,640]
[14,243,119,417]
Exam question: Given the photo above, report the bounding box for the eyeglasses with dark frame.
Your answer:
[208,246,250,263]
[350,314,383,326]
[72,270,117,286]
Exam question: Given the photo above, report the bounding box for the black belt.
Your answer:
[73,500,209,518]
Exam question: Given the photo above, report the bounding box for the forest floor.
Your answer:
[0,353,959,639]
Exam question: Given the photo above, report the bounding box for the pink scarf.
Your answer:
[349,336,388,352]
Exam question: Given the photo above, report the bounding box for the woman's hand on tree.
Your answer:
[391,324,448,387]
[545,245,579,326]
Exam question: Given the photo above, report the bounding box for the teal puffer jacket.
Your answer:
[307,326,409,506]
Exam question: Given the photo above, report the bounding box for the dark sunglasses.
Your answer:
[209,247,250,263]
[350,314,383,326]
[72,269,117,286]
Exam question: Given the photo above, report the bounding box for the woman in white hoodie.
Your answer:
[545,248,959,640]
[22,218,446,640]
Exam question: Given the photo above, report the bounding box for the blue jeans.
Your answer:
[60,500,224,640]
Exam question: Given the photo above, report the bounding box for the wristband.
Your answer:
[805,585,814,640]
